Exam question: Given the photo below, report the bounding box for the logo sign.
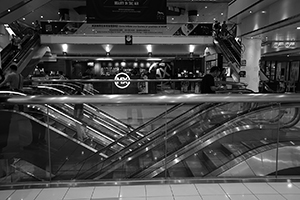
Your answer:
[125,35,132,45]
[114,72,130,89]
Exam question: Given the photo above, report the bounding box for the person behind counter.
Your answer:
[200,66,220,94]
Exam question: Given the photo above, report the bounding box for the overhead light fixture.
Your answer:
[205,6,208,9]
[147,58,161,61]
[249,10,252,13]
[62,44,68,52]
[261,11,266,14]
[22,18,25,20]
[96,58,113,61]
[297,27,300,30]
[189,45,195,53]
[221,13,224,15]
[41,16,44,19]
[147,44,152,57]
[172,18,174,20]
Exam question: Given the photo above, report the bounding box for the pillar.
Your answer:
[240,38,262,92]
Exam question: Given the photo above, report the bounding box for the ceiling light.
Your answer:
[62,44,68,52]
[22,18,25,20]
[8,9,10,12]
[297,27,300,30]
[96,58,113,61]
[172,18,174,20]
[41,16,43,19]
[147,58,161,61]
[249,10,252,13]
[189,45,195,53]
[205,6,208,9]
[197,14,199,16]
[221,13,224,15]
[146,45,152,53]
[261,11,266,14]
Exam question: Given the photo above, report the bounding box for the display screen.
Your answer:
[86,0,167,24]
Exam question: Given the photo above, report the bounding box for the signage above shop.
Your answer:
[114,72,130,89]
[272,41,296,49]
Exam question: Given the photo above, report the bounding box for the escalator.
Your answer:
[1,32,41,75]
[0,109,100,181]
[214,36,242,82]
[54,102,252,179]
[69,102,300,180]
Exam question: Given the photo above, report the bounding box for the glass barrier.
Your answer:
[0,93,299,184]
[23,79,250,96]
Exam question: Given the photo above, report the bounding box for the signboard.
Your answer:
[114,72,130,89]
[272,41,296,49]
[86,0,167,24]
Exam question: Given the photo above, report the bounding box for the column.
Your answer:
[240,38,262,92]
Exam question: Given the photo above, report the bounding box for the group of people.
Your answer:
[213,20,228,38]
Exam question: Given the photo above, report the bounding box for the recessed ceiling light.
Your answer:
[213,18,216,21]
[221,13,224,15]
[22,18,25,20]
[7,9,10,12]
[261,11,266,14]
[172,18,174,20]
[197,14,199,16]
[249,10,252,13]
[297,27,300,30]
[205,6,208,9]
[41,16,43,18]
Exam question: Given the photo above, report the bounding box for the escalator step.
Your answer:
[241,140,265,149]
[168,162,191,178]
[203,149,228,168]
[222,143,249,157]
[185,155,208,177]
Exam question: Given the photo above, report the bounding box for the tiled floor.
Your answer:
[1,182,300,200]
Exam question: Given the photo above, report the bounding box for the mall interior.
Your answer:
[1,0,300,200]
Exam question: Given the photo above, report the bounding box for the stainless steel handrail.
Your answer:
[2,93,300,104]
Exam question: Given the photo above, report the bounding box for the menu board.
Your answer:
[87,0,166,24]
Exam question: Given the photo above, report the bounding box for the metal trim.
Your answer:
[2,94,300,104]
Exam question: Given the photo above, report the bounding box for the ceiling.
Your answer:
[10,0,230,26]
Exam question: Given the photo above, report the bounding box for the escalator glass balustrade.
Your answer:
[0,93,300,184]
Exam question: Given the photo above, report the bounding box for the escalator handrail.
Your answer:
[24,87,119,145]
[0,109,97,152]
[94,103,204,156]
[90,103,294,179]
[138,103,300,178]
[77,103,226,179]
[39,83,134,132]
[55,102,216,179]
[0,90,116,148]
[3,33,40,72]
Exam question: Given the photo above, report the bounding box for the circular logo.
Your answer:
[114,72,130,89]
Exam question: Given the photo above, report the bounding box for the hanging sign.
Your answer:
[114,72,131,89]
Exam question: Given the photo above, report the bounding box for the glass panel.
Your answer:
[0,102,51,183]
[3,91,300,183]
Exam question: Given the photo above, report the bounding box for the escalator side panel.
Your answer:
[219,145,300,177]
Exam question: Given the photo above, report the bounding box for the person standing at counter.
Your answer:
[200,66,220,94]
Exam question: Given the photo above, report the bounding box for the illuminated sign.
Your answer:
[114,72,130,89]
[272,41,296,49]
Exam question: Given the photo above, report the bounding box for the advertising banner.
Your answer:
[41,21,213,37]
[86,0,167,24]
